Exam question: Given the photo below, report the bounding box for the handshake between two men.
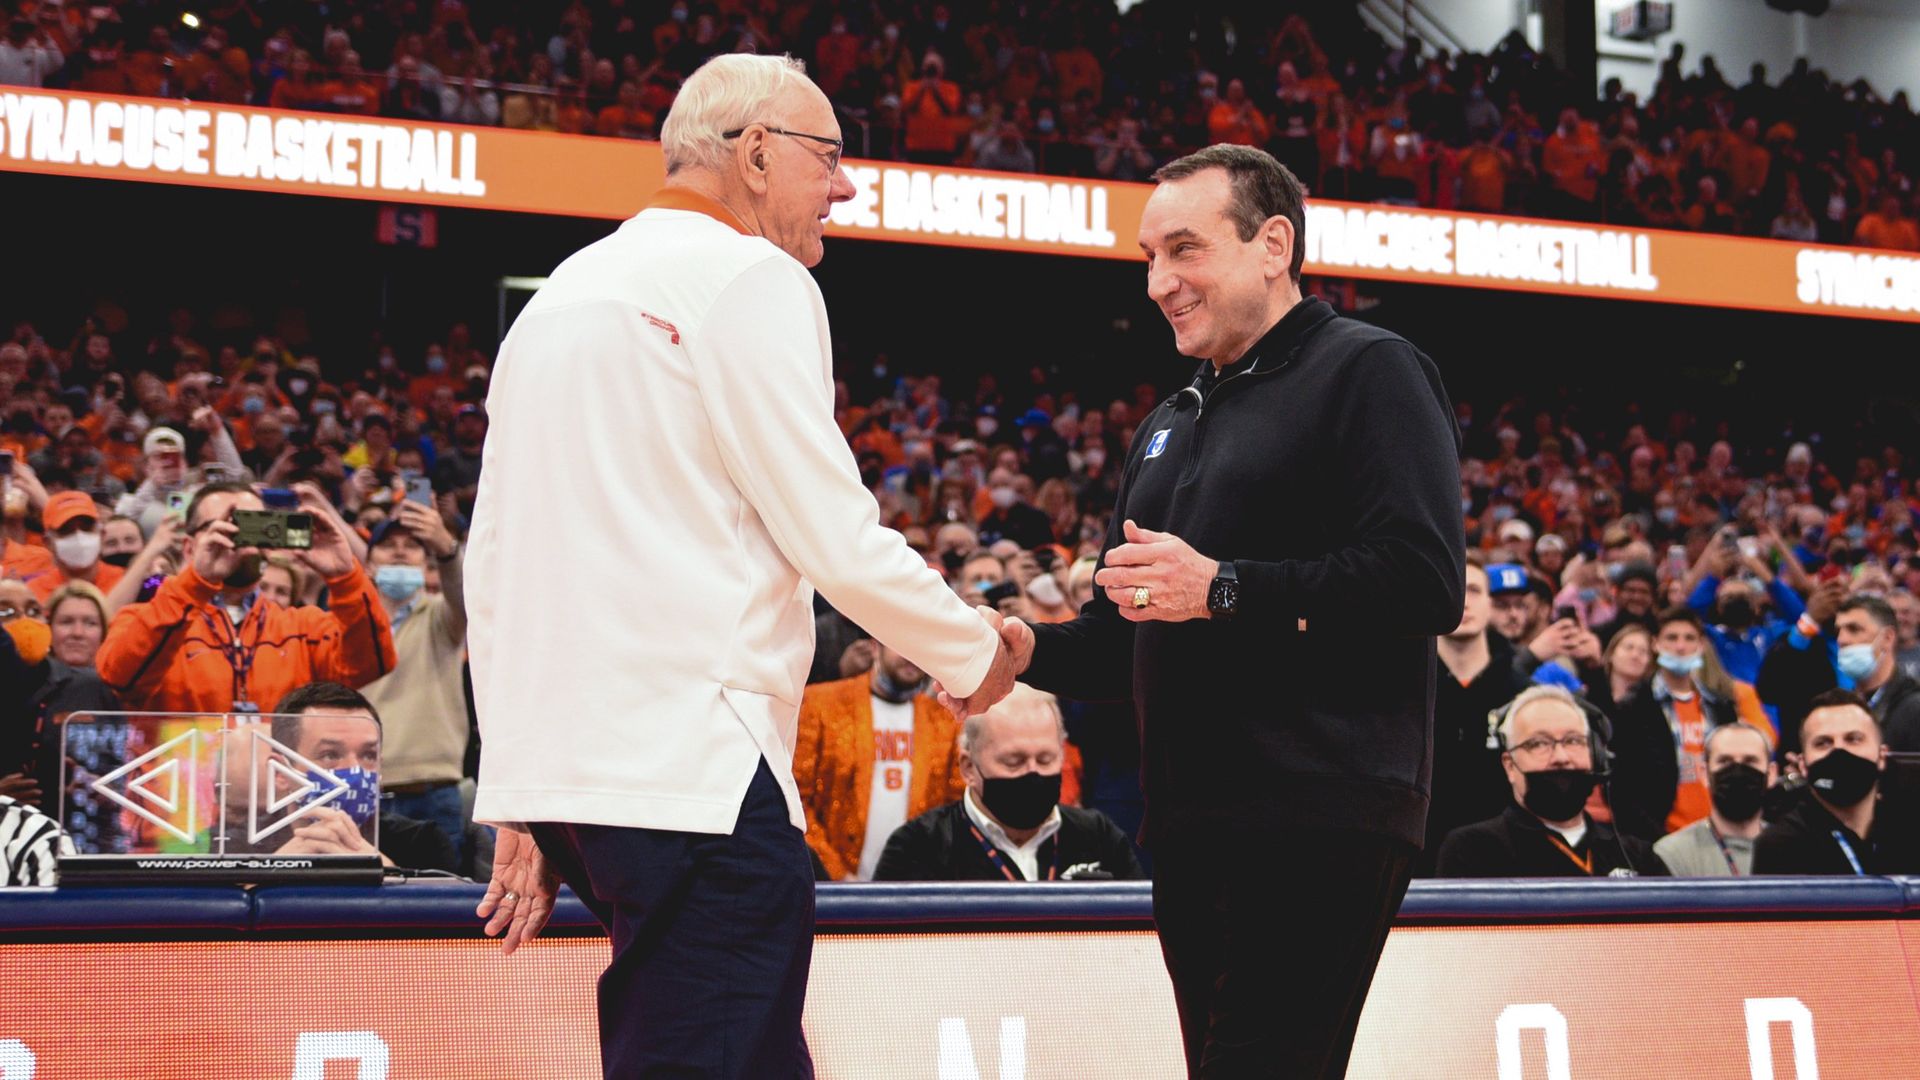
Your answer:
[939,520,1221,720]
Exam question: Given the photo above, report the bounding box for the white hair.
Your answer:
[660,53,811,175]
[961,685,1065,756]
[1494,685,1589,748]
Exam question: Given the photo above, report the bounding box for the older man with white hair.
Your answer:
[872,684,1143,882]
[467,53,1028,1078]
[1436,685,1670,878]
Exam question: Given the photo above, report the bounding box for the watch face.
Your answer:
[1209,579,1237,614]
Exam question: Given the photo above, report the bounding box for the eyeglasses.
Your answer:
[722,124,844,173]
[1509,734,1591,758]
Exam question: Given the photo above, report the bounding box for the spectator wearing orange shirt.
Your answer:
[1650,608,1773,834]
[595,80,657,140]
[321,51,382,115]
[1456,127,1513,212]
[1855,194,1920,252]
[814,15,862,96]
[0,519,54,594]
[1726,117,1771,202]
[551,77,594,135]
[1681,175,1739,234]
[1053,33,1102,106]
[903,54,963,163]
[30,492,123,604]
[269,50,329,111]
[793,646,968,880]
[1542,107,1603,215]
[1207,78,1271,148]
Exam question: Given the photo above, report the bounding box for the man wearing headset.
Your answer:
[1436,685,1671,877]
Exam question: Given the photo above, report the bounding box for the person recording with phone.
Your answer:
[360,495,470,869]
[1685,523,1809,686]
[1436,686,1669,878]
[113,406,246,535]
[94,482,395,714]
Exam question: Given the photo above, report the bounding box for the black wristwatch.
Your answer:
[1207,560,1239,620]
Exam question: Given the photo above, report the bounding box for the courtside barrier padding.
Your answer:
[5,878,1917,939]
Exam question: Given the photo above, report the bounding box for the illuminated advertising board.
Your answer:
[0,920,1915,1076]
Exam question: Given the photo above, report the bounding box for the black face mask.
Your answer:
[1520,768,1597,822]
[1807,748,1879,808]
[1718,597,1756,629]
[979,771,1061,831]
[100,551,135,569]
[1709,762,1768,822]
[940,549,968,574]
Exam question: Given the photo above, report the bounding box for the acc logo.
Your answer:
[1145,429,1170,459]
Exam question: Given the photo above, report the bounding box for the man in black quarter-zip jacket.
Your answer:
[946,146,1465,1078]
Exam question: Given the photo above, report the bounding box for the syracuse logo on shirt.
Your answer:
[1145,429,1170,459]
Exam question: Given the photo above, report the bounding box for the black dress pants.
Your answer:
[530,758,815,1080]
[1151,827,1415,1079]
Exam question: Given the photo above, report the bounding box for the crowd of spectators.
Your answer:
[2,291,1918,884]
[6,1,1920,248]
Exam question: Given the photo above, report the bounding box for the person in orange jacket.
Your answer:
[95,482,396,714]
[793,646,970,881]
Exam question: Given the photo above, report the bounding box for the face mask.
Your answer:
[288,377,311,397]
[242,397,266,416]
[1036,117,1056,134]
[303,764,381,826]
[1490,505,1516,524]
[1806,747,1879,807]
[311,400,338,417]
[966,101,984,118]
[979,771,1061,830]
[1083,449,1106,470]
[870,666,926,704]
[223,553,264,591]
[425,354,448,375]
[1519,768,1597,822]
[1577,587,1599,605]
[989,486,1017,509]
[1656,507,1679,527]
[1026,573,1064,607]
[373,564,426,602]
[101,550,135,569]
[941,549,968,574]
[975,417,998,438]
[1709,762,1768,822]
[1719,597,1755,629]
[378,352,397,371]
[1837,642,1880,681]
[670,5,688,21]
[1656,650,1703,676]
[52,530,101,568]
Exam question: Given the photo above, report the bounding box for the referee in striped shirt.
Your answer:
[0,794,70,886]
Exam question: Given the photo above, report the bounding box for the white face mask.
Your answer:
[53,529,101,569]
[1026,572,1065,607]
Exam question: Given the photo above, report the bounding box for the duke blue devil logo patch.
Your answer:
[1145,429,1170,459]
